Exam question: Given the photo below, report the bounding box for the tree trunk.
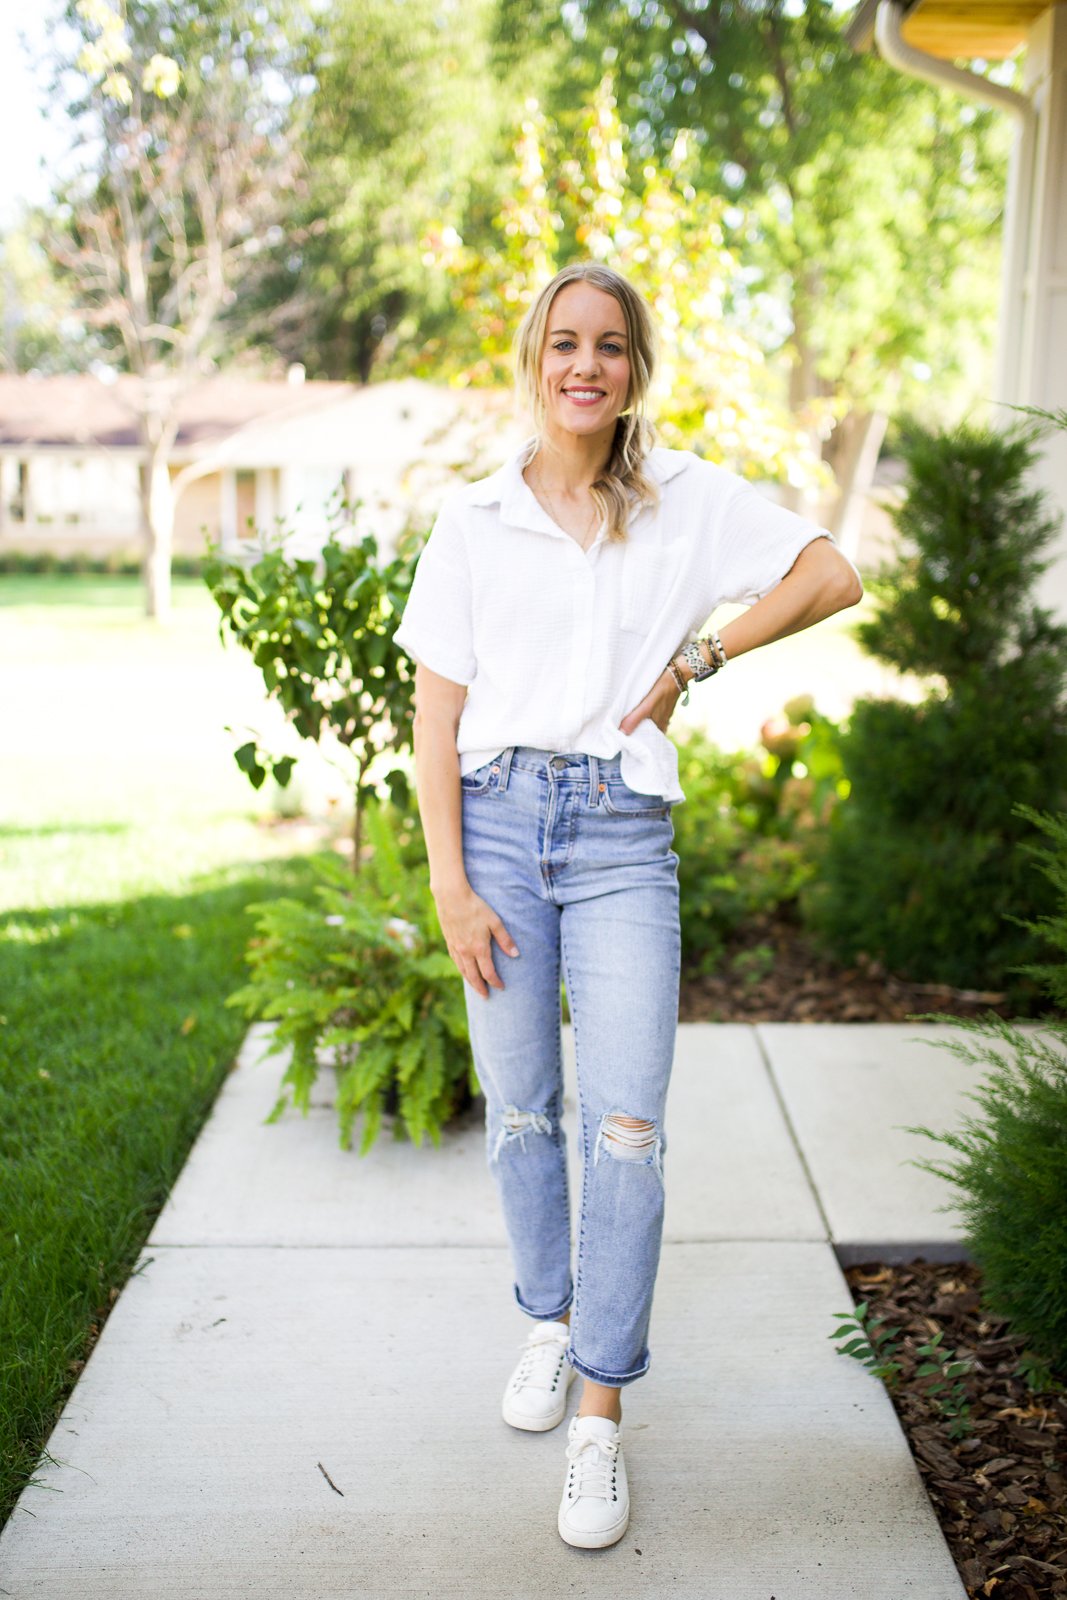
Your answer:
[781,293,824,520]
[140,425,177,624]
[826,407,889,561]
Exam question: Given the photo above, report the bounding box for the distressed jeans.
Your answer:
[459,743,681,1387]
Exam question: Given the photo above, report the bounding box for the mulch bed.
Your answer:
[842,1260,1066,1600]
[678,912,1053,1024]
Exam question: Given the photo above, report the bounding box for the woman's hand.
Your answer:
[435,883,520,999]
[619,668,683,737]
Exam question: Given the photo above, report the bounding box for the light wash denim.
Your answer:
[459,743,681,1388]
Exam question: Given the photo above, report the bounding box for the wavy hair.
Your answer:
[512,261,661,544]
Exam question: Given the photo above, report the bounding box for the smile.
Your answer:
[563,389,605,404]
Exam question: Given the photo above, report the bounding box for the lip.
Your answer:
[562,388,606,406]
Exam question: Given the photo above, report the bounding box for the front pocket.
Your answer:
[600,781,670,819]
[460,757,499,795]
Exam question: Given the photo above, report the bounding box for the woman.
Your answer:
[392,260,863,1549]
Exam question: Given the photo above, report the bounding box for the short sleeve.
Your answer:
[392,499,477,686]
[712,480,857,608]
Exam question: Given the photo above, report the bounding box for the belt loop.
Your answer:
[497,746,515,791]
[588,753,599,807]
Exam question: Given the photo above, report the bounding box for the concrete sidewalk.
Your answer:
[1,1019,1002,1598]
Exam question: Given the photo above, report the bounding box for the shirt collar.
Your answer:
[464,436,691,526]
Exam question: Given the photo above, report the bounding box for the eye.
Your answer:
[550,340,626,354]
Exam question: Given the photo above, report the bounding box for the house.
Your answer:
[0,370,521,561]
[0,365,904,572]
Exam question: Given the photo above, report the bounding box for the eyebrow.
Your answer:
[549,328,628,339]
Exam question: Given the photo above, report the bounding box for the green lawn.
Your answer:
[0,573,339,1528]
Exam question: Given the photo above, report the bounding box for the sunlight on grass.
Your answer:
[0,574,350,909]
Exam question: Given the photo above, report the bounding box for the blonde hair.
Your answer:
[512,261,661,543]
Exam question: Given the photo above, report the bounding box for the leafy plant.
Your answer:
[828,1301,905,1385]
[226,800,476,1153]
[202,505,417,871]
[829,1302,975,1437]
[802,418,1067,1003]
[672,699,847,973]
[913,1330,974,1439]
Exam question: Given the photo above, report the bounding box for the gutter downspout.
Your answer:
[874,0,1032,122]
[873,0,1037,406]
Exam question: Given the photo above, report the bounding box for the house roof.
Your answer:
[846,0,1047,59]
[0,373,356,452]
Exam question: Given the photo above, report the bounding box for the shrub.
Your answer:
[0,552,205,576]
[202,516,415,870]
[899,802,1067,1378]
[672,697,847,973]
[226,800,475,1154]
[802,418,1067,1005]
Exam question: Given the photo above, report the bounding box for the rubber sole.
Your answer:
[557,1504,630,1548]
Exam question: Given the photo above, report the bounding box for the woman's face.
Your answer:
[538,281,632,443]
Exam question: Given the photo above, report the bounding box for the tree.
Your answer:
[803,418,1067,1002]
[241,0,500,383]
[415,75,834,492]
[492,0,1011,522]
[46,0,306,621]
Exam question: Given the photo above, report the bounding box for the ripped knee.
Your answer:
[490,1103,553,1163]
[594,1110,664,1179]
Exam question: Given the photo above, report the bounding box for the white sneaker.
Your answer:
[557,1413,629,1548]
[501,1320,574,1431]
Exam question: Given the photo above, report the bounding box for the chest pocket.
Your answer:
[620,542,688,634]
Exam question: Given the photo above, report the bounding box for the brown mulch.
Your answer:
[842,1260,1066,1600]
[678,911,1055,1024]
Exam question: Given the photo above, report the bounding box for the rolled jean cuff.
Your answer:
[566,1346,651,1388]
[514,1282,574,1321]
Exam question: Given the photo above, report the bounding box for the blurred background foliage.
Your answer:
[4,0,1009,477]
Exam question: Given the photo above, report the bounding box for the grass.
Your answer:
[0,573,343,1528]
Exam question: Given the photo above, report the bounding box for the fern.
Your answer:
[227,804,476,1153]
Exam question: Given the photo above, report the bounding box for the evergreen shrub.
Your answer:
[801,419,1067,1004]
[904,804,1067,1379]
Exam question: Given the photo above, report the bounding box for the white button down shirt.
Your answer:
[392,437,859,804]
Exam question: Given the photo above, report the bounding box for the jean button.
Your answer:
[550,756,567,769]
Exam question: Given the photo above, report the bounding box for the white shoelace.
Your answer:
[511,1327,568,1393]
[564,1430,621,1502]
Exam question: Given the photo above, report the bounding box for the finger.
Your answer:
[461,959,489,999]
[476,945,504,990]
[490,919,520,958]
[450,946,489,999]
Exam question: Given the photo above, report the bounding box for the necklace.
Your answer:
[531,461,601,552]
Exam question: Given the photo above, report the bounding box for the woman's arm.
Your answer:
[410,662,519,998]
[411,663,469,899]
[620,535,863,736]
[712,533,863,664]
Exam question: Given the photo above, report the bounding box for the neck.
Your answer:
[532,420,616,493]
